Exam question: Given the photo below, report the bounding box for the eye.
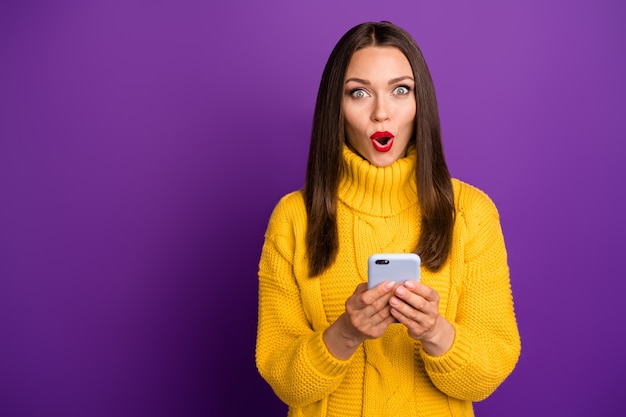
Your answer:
[393,85,411,95]
[350,89,370,99]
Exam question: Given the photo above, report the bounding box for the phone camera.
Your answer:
[375,259,390,265]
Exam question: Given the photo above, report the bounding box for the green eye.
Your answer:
[394,86,410,95]
[351,89,368,98]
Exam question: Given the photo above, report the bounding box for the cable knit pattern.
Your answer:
[256,145,521,417]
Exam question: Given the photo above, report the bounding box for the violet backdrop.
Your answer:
[1,0,624,416]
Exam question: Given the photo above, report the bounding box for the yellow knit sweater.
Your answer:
[256,146,521,417]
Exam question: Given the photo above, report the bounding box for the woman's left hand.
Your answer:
[389,280,455,356]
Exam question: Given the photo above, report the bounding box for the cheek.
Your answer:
[343,107,366,134]
[343,105,357,124]
[398,106,417,127]
[344,123,361,149]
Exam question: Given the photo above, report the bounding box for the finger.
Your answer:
[348,283,376,310]
[389,294,421,321]
[346,298,395,339]
[403,281,440,302]
[362,280,397,304]
[391,286,434,319]
[354,282,369,294]
[362,284,399,323]
[391,308,431,341]
[390,305,421,329]
[346,282,395,319]
[366,291,397,322]
[389,295,434,328]
[370,306,397,330]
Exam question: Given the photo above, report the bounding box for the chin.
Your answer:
[369,156,397,167]
[368,151,403,167]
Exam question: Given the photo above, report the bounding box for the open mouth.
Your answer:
[370,131,395,152]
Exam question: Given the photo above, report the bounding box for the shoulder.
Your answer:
[451,178,501,226]
[265,190,307,236]
[450,179,508,266]
[270,190,306,218]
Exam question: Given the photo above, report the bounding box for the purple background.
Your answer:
[1,1,624,416]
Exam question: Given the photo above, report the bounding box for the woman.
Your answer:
[256,21,521,417]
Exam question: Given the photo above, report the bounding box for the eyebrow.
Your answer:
[344,75,415,85]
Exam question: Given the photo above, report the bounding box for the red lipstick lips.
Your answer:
[370,131,395,152]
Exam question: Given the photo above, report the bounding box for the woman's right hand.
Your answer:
[323,281,397,360]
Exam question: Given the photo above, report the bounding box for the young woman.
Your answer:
[256,21,521,417]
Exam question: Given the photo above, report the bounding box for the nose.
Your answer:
[371,96,390,122]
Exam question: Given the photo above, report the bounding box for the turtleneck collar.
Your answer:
[338,144,418,217]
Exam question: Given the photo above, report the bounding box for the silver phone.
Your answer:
[367,253,421,289]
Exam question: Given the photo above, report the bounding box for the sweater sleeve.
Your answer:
[255,193,351,407]
[421,183,521,401]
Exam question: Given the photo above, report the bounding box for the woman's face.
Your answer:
[342,46,416,167]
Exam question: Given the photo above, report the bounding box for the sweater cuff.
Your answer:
[307,331,351,377]
[422,323,472,374]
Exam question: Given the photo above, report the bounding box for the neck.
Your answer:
[338,145,418,216]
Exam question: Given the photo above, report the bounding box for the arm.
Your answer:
[256,227,348,407]
[389,280,456,356]
[255,194,400,406]
[420,187,521,401]
[324,281,398,360]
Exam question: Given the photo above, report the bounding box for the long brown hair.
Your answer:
[304,21,455,277]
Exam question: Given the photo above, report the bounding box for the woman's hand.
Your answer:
[323,281,397,360]
[389,280,455,356]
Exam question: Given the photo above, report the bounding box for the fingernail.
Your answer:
[404,280,416,289]
[396,287,406,296]
[384,281,395,290]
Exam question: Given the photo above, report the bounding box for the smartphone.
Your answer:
[367,253,421,289]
